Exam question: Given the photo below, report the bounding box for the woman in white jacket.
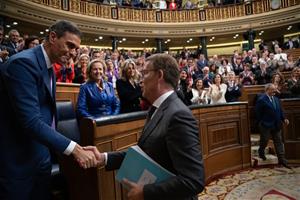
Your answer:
[191,78,208,105]
[208,73,227,104]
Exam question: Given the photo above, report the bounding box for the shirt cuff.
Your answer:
[104,152,108,165]
[64,141,77,155]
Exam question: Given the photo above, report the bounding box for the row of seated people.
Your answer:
[90,0,244,10]
[74,55,300,120]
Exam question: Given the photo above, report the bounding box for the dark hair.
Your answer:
[0,25,3,32]
[212,73,224,84]
[45,20,81,41]
[24,35,39,49]
[145,53,180,89]
[193,78,204,89]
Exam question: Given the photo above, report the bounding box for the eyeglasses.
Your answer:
[141,69,157,76]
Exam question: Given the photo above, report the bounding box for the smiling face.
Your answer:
[180,70,188,80]
[48,31,81,64]
[79,55,89,68]
[90,62,104,82]
[125,63,136,79]
[195,79,203,90]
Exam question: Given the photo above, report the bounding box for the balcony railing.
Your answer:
[30,0,299,23]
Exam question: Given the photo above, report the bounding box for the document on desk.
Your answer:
[116,145,175,186]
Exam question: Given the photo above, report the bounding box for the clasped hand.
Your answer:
[72,144,105,169]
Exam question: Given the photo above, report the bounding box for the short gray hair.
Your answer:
[265,83,274,92]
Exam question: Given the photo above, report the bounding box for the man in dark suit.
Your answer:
[0,20,100,200]
[255,83,290,168]
[96,54,205,200]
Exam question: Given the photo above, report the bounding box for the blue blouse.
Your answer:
[76,81,120,119]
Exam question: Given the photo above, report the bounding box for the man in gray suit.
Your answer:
[96,53,204,200]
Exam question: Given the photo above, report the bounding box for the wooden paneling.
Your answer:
[281,99,300,161]
[239,85,265,133]
[56,83,80,107]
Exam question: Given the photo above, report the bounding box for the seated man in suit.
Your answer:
[0,20,101,200]
[255,83,290,168]
[93,53,205,200]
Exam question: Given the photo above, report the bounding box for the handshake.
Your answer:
[72,144,105,169]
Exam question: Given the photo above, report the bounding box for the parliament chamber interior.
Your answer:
[0,0,300,199]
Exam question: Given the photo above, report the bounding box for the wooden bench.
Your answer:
[61,102,251,200]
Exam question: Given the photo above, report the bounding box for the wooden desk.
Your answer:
[61,103,251,200]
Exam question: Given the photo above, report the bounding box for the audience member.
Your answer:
[73,54,89,84]
[116,59,142,113]
[225,71,241,102]
[255,61,272,85]
[232,56,244,75]
[191,78,208,105]
[77,59,120,119]
[0,26,10,63]
[23,35,40,49]
[284,54,295,71]
[178,69,193,105]
[4,29,23,55]
[287,67,300,97]
[208,73,227,104]
[239,63,254,85]
[271,72,286,97]
[53,54,75,83]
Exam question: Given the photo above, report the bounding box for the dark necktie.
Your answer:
[271,97,276,109]
[147,106,157,122]
[48,67,56,128]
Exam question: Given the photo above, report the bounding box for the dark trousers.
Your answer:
[258,124,286,163]
[0,170,51,200]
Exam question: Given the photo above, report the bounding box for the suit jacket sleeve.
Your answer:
[106,151,126,170]
[3,57,71,153]
[143,109,204,199]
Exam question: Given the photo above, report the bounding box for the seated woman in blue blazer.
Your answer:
[76,59,120,119]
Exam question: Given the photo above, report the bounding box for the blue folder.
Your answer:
[116,145,175,186]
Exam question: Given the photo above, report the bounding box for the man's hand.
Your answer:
[122,179,144,200]
[0,50,9,59]
[284,119,289,126]
[72,144,101,169]
[83,146,106,167]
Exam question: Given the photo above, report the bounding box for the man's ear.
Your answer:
[49,31,56,44]
[158,69,164,80]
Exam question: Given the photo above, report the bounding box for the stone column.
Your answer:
[111,37,118,51]
[155,38,163,53]
[200,36,208,59]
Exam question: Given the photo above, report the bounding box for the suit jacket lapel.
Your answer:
[140,108,163,143]
[139,93,176,145]
[34,46,53,99]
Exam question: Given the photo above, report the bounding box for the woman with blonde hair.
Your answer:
[116,59,142,113]
[76,59,120,119]
[73,54,90,83]
[287,67,300,97]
